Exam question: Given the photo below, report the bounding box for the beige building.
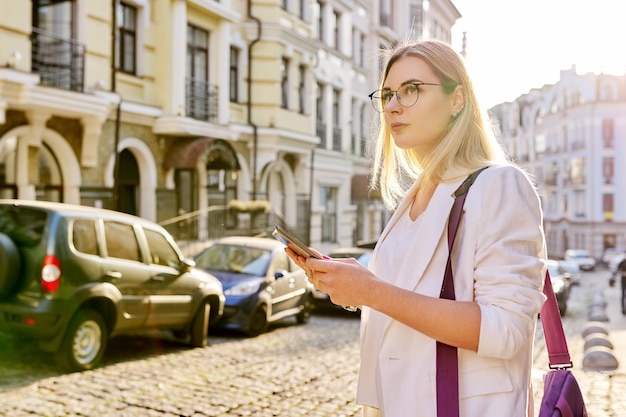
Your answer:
[492,67,626,260]
[0,0,459,251]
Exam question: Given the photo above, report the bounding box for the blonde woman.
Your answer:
[286,39,546,417]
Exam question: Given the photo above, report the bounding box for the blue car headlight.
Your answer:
[225,279,263,296]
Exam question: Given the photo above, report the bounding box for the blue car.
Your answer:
[193,236,313,336]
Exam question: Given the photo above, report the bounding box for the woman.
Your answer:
[286,39,547,416]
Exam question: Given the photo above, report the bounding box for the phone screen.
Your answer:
[272,225,322,259]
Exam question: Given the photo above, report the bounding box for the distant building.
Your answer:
[492,66,626,259]
[0,0,459,251]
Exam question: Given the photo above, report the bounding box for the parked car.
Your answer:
[564,249,596,271]
[556,259,581,286]
[602,248,624,265]
[546,259,571,316]
[313,247,374,311]
[0,200,225,372]
[193,236,314,336]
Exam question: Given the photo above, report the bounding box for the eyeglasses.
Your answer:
[368,82,443,113]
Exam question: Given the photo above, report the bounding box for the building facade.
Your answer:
[493,67,626,260]
[0,0,459,252]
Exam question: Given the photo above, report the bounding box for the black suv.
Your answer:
[0,200,224,372]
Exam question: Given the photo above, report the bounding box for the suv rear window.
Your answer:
[0,206,47,246]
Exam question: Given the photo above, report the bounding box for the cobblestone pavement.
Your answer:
[1,268,625,416]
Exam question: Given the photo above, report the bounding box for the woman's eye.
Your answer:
[405,84,419,95]
[381,92,394,102]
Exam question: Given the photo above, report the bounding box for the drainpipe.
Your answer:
[247,0,261,201]
[111,0,121,210]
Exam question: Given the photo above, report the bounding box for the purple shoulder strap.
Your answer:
[541,271,572,368]
[436,168,486,417]
[437,167,570,417]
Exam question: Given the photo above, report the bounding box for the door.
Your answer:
[267,251,306,318]
[142,227,194,327]
[101,220,151,330]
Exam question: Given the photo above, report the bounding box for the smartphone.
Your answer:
[272,225,322,259]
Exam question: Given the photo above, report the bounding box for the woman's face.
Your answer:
[382,56,455,153]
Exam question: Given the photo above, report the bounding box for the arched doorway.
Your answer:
[205,140,239,235]
[164,138,240,240]
[116,149,140,215]
[0,136,17,199]
[36,143,63,202]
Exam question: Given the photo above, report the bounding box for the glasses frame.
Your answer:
[368,82,444,113]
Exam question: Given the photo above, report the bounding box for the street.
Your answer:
[1,267,624,416]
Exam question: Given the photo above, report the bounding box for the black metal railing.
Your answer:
[30,28,85,92]
[185,78,219,122]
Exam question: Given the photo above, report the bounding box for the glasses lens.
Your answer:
[397,84,419,108]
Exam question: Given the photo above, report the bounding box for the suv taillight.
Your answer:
[41,255,61,293]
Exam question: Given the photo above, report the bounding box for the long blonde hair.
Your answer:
[370,39,509,210]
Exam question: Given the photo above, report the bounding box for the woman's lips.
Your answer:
[390,123,407,132]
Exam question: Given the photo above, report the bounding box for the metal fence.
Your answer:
[31,28,85,92]
[185,78,218,122]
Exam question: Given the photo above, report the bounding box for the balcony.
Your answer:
[30,28,85,92]
[185,78,218,123]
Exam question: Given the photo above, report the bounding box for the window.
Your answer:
[333,10,341,51]
[570,157,585,186]
[186,25,215,121]
[359,104,367,156]
[72,219,98,256]
[316,83,326,146]
[603,194,615,220]
[602,119,614,148]
[320,186,337,242]
[117,2,137,74]
[316,1,325,41]
[379,0,392,27]
[104,221,140,262]
[332,89,341,151]
[298,64,306,114]
[229,46,239,102]
[298,0,306,20]
[281,57,290,109]
[603,157,614,184]
[144,229,180,268]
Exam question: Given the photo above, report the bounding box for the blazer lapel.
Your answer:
[372,178,466,293]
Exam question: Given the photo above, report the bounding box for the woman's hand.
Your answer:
[284,246,376,309]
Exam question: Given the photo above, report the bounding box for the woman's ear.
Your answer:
[452,84,466,113]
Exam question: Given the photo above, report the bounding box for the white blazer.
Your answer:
[356,165,547,417]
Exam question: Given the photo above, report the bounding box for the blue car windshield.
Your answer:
[195,244,271,276]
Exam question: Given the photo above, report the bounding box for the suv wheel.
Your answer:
[189,300,210,347]
[55,309,108,372]
[0,233,21,297]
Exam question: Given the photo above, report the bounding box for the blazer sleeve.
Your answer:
[468,165,547,360]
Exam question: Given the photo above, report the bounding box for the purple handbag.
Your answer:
[438,168,587,417]
[538,271,588,417]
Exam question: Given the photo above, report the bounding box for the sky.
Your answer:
[450,0,626,108]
